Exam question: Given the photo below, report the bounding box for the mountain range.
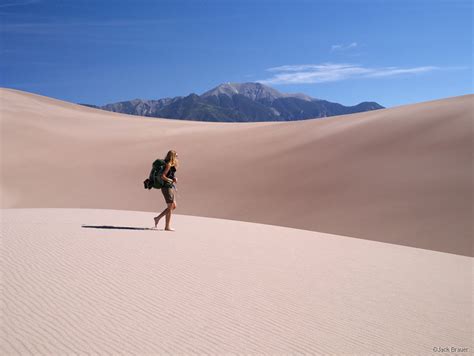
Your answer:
[82,82,384,122]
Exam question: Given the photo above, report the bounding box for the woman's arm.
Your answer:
[161,164,174,184]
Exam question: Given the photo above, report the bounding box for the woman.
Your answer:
[153,150,178,231]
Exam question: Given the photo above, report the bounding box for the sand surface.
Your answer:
[1,89,472,256]
[1,208,472,355]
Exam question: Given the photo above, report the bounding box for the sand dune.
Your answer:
[1,208,471,354]
[1,89,472,256]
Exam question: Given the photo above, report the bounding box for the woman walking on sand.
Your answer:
[154,150,178,231]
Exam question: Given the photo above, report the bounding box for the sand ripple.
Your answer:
[1,208,472,355]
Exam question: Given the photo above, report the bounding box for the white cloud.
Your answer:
[258,62,451,85]
[331,42,358,51]
[364,66,439,77]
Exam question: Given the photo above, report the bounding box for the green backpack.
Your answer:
[143,159,168,190]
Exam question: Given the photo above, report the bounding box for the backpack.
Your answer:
[143,159,168,190]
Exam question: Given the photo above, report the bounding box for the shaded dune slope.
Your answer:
[1,89,472,256]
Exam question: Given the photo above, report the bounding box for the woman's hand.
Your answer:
[173,177,178,184]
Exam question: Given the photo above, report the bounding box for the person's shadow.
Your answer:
[81,225,158,231]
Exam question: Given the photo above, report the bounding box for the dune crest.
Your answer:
[1,89,472,256]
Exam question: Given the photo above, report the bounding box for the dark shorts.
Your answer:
[161,187,175,204]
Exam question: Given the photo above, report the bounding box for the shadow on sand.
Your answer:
[81,225,157,231]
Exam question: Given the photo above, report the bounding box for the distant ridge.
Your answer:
[82,82,384,122]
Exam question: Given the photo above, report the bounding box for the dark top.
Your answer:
[167,166,176,180]
[163,162,176,188]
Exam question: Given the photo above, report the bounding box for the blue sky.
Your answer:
[1,0,472,107]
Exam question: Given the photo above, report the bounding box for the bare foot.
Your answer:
[154,216,161,228]
[164,227,175,232]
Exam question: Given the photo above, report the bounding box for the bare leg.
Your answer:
[154,207,168,228]
[164,202,175,231]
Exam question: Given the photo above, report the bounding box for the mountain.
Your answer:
[85,82,384,122]
[201,82,315,102]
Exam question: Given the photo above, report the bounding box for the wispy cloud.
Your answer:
[258,62,466,85]
[0,0,40,8]
[0,19,173,35]
[331,42,357,52]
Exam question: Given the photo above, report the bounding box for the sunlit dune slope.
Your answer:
[1,208,471,354]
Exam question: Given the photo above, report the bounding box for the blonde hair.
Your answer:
[164,150,179,168]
